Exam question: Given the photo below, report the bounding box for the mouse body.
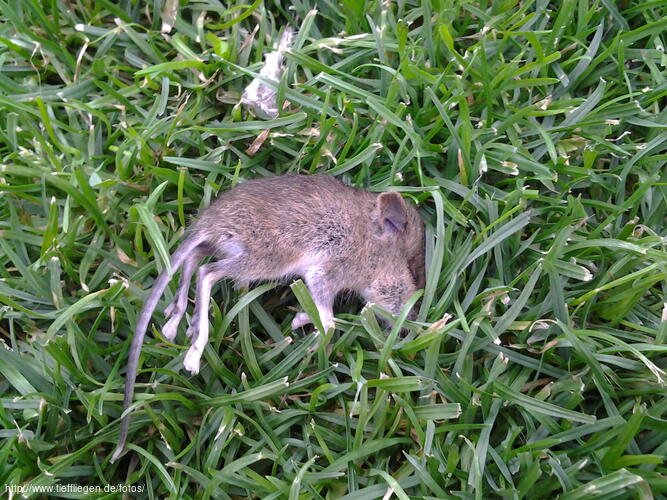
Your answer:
[111,173,425,462]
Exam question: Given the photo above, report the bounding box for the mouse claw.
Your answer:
[291,312,311,330]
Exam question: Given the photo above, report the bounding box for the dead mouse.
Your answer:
[111,173,425,462]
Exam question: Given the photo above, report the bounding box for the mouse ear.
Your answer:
[377,192,408,234]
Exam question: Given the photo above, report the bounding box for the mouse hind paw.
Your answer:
[183,346,202,375]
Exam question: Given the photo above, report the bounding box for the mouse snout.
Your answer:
[363,272,418,320]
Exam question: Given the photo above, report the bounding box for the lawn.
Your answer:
[0,0,666,498]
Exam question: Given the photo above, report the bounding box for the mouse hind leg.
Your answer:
[182,257,244,374]
[162,248,205,341]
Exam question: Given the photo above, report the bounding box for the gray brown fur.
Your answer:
[111,173,425,462]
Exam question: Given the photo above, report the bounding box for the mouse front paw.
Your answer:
[322,317,335,333]
[291,312,312,330]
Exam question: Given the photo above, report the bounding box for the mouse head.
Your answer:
[363,191,426,319]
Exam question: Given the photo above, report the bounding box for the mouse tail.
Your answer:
[111,231,207,463]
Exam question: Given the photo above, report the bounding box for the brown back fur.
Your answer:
[193,174,425,311]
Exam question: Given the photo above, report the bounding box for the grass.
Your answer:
[0,0,666,498]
